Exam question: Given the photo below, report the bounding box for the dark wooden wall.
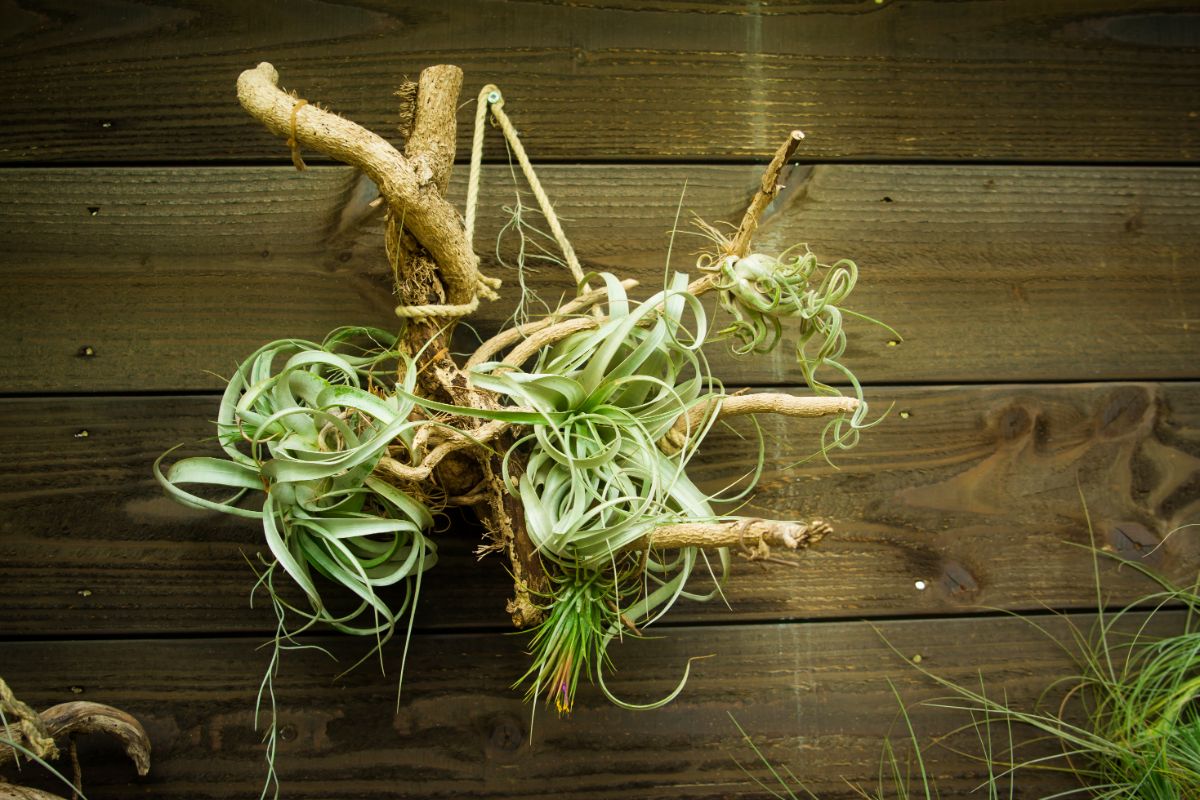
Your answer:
[2,2,1199,797]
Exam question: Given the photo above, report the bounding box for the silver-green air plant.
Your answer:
[473,273,735,715]
[693,218,901,452]
[155,327,436,798]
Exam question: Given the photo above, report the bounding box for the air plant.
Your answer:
[731,515,1200,799]
[156,327,436,649]
[476,273,733,714]
[908,545,1200,799]
[155,328,436,797]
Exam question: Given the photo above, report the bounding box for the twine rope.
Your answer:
[0,677,58,761]
[466,86,590,297]
[287,98,308,171]
[464,84,494,254]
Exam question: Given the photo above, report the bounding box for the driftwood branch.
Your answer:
[634,517,831,552]
[466,279,639,370]
[730,129,806,258]
[0,701,150,777]
[403,65,461,195]
[236,62,492,307]
[661,393,859,454]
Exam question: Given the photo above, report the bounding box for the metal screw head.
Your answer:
[487,91,501,104]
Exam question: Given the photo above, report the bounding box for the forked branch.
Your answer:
[236,62,494,308]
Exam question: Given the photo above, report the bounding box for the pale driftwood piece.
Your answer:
[37,703,150,778]
[404,65,461,195]
[377,418,511,482]
[661,393,860,454]
[633,518,832,552]
[502,317,598,368]
[0,702,150,777]
[236,62,493,308]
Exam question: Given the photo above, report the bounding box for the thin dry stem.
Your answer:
[376,418,511,482]
[729,129,805,258]
[466,279,639,369]
[501,317,599,369]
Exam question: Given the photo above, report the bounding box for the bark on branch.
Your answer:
[236,62,491,307]
[0,698,150,800]
[633,517,832,553]
[0,701,150,777]
[730,129,806,258]
[661,393,860,454]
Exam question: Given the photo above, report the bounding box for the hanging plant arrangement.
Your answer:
[155,61,893,790]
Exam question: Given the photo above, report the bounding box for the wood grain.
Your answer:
[0,612,1182,799]
[2,164,1198,393]
[2,383,1196,637]
[1,1,1198,163]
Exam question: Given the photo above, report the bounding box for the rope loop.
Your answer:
[287,98,309,171]
[0,677,59,761]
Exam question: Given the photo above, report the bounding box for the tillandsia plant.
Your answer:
[156,59,890,772]
[732,531,1200,799]
[899,538,1200,799]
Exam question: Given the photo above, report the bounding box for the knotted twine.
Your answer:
[0,677,58,761]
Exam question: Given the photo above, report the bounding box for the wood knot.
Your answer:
[1096,386,1153,439]
[939,559,980,600]
[993,405,1033,442]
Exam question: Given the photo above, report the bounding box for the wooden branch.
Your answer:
[502,317,598,369]
[403,65,461,195]
[729,129,806,258]
[632,517,831,552]
[376,418,511,482]
[661,393,860,454]
[0,701,150,777]
[236,62,488,306]
[466,279,639,370]
[485,279,714,370]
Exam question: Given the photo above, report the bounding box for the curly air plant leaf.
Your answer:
[473,274,740,716]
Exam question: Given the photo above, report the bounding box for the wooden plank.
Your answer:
[1,1,1197,163]
[2,164,1198,392]
[0,613,1180,799]
[3,383,1196,637]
